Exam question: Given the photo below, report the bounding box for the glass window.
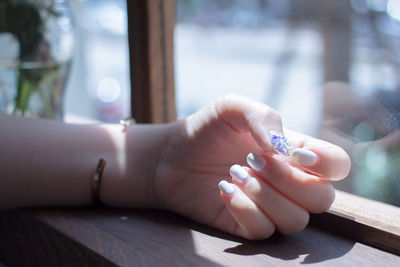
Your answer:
[175,0,400,207]
[65,0,130,122]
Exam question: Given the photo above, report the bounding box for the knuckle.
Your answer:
[261,108,282,127]
[255,105,280,120]
[217,94,241,105]
[215,94,283,126]
[266,108,281,121]
[213,94,243,115]
[248,106,282,128]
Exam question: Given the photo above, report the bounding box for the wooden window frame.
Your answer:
[127,0,176,123]
[126,0,400,255]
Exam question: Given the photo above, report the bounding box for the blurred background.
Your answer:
[64,0,400,207]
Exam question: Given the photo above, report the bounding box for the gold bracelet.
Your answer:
[91,117,134,206]
[91,158,106,206]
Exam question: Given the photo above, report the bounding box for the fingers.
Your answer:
[217,151,339,239]
[228,166,310,235]
[213,94,283,152]
[247,154,335,213]
[208,95,350,180]
[218,181,275,240]
[286,130,351,180]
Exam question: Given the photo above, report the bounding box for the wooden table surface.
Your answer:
[1,207,399,266]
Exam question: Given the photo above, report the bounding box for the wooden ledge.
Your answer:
[311,190,400,255]
[1,193,400,266]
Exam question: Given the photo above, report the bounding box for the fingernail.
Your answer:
[218,180,235,195]
[269,130,292,156]
[230,164,248,183]
[246,153,266,172]
[292,148,318,166]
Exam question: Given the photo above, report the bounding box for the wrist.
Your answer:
[99,122,174,208]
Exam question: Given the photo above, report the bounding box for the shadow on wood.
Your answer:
[34,208,357,265]
[2,207,397,266]
[0,210,115,267]
[224,228,355,264]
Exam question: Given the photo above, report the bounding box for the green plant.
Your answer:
[0,0,62,117]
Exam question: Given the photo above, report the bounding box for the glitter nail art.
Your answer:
[384,112,400,132]
[269,130,292,156]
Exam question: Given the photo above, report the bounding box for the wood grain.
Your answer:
[1,207,399,266]
[127,0,176,123]
[310,190,400,255]
[0,210,115,267]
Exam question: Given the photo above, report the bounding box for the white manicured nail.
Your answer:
[246,153,266,172]
[230,164,248,183]
[292,148,318,166]
[218,180,235,195]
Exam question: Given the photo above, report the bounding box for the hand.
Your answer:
[153,95,351,240]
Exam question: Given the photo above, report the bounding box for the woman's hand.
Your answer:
[0,94,350,238]
[153,95,351,240]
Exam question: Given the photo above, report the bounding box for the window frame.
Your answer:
[127,0,176,124]
[126,0,400,255]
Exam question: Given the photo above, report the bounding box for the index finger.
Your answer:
[285,129,351,181]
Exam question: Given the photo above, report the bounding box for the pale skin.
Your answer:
[0,95,351,240]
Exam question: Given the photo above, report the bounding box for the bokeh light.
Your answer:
[96,77,121,103]
[387,0,400,21]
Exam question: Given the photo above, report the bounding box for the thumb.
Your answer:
[213,94,285,153]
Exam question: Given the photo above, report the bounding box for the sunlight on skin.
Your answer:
[99,124,127,178]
